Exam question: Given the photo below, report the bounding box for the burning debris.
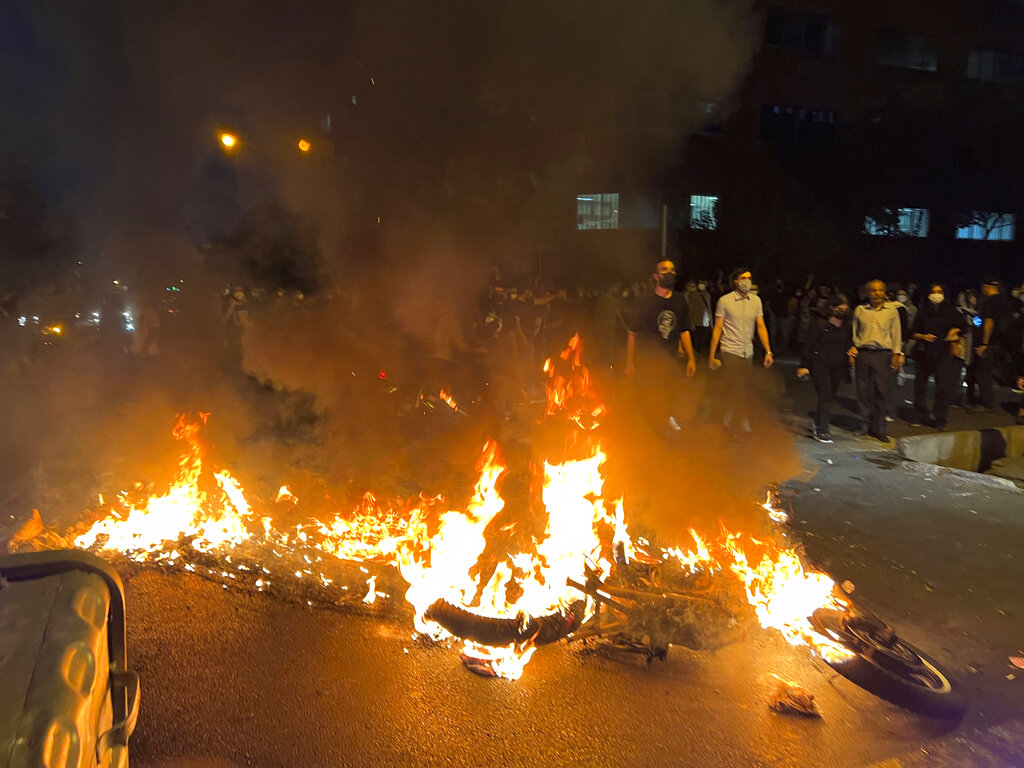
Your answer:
[58,334,857,680]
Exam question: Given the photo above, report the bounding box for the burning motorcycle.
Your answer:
[425,528,966,720]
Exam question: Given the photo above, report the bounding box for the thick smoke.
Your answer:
[1,0,780,541]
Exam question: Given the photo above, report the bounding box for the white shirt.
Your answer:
[715,290,763,358]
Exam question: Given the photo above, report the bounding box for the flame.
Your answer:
[73,336,855,677]
[438,388,458,410]
[75,413,258,560]
[276,486,299,504]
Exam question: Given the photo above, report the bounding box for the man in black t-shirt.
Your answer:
[625,260,697,377]
[624,259,697,433]
[969,277,1016,412]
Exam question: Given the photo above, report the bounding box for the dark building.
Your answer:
[572,0,1024,288]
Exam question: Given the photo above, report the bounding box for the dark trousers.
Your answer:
[717,351,754,428]
[914,354,959,426]
[855,349,893,435]
[811,363,847,435]
[692,325,711,353]
[967,351,996,409]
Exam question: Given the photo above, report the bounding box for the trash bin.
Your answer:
[0,550,139,768]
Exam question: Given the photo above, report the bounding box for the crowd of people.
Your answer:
[4,264,1022,443]
[612,263,1024,442]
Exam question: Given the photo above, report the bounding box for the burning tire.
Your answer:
[811,610,966,720]
[423,599,585,647]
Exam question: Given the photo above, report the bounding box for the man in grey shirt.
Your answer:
[708,266,774,433]
[849,279,904,442]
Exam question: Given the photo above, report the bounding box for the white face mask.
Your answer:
[737,279,752,293]
[697,283,707,291]
[897,294,908,304]
[928,293,943,304]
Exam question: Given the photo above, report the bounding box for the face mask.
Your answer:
[736,279,752,294]
[697,282,707,291]
[750,289,759,295]
[897,295,908,303]
[658,273,677,290]
[928,293,943,304]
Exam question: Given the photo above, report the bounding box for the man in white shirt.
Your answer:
[708,267,774,433]
[848,279,903,442]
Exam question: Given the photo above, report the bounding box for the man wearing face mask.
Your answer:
[685,279,713,353]
[895,287,917,329]
[796,294,853,443]
[909,284,965,430]
[625,260,698,432]
[708,267,773,434]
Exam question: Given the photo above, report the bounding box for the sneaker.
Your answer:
[813,431,834,444]
[885,416,895,423]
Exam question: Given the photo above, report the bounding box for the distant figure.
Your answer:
[849,279,903,443]
[684,279,713,353]
[223,286,250,367]
[969,277,1014,413]
[129,289,162,358]
[796,293,852,443]
[908,283,965,430]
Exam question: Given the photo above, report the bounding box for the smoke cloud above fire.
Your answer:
[0,0,792,545]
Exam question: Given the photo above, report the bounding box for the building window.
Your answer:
[759,105,835,144]
[874,28,937,72]
[689,195,719,230]
[955,212,1016,241]
[576,194,619,230]
[864,208,930,237]
[967,50,1024,82]
[766,7,839,55]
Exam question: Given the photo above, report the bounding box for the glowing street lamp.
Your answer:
[297,139,311,153]
[219,132,237,149]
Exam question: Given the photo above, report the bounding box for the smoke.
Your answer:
[1,0,772,542]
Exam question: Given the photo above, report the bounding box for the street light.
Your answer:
[219,132,237,149]
[297,139,311,153]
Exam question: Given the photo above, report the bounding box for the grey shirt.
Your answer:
[715,290,763,358]
[852,303,902,352]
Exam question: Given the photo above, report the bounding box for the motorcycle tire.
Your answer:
[424,599,584,647]
[813,613,966,720]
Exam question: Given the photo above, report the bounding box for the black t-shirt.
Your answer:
[980,293,1016,347]
[629,291,692,352]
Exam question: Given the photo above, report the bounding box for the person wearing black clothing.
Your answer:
[796,294,852,443]
[909,284,966,430]
[969,278,1016,412]
[625,259,697,433]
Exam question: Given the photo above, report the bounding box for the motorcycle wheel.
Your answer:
[812,612,966,720]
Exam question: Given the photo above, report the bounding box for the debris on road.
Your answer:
[768,675,820,717]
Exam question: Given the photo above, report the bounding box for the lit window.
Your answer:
[955,212,1016,241]
[689,195,719,230]
[576,194,619,230]
[967,50,1024,82]
[864,208,930,237]
[874,28,937,72]
[766,8,839,55]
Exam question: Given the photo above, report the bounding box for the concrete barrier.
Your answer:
[896,425,1024,474]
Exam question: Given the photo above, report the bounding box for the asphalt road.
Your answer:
[122,435,1024,768]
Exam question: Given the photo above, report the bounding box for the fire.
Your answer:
[74,413,260,560]
[438,388,458,410]
[71,335,856,678]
